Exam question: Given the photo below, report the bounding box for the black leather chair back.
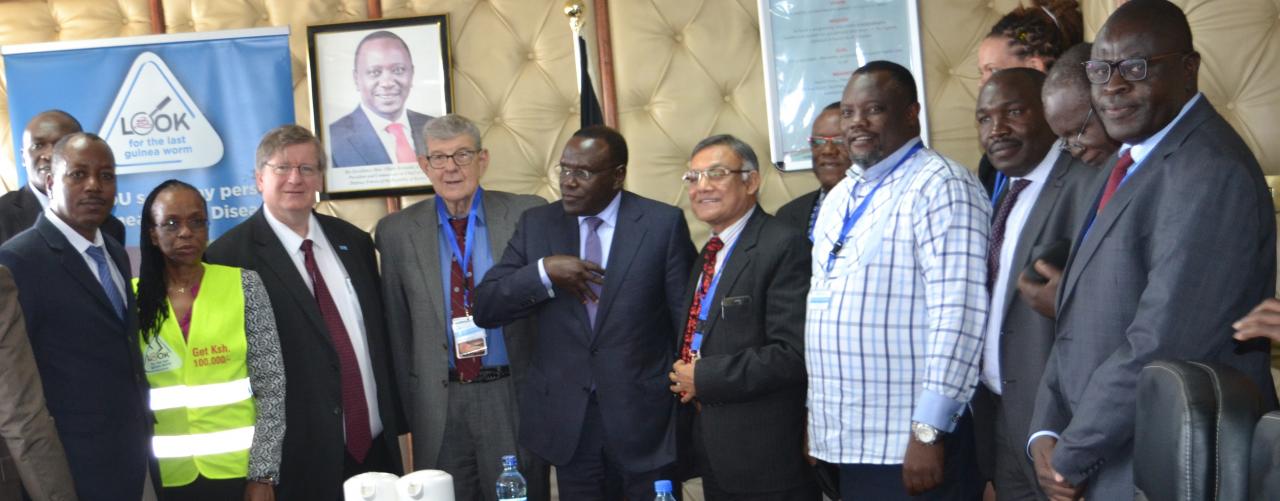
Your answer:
[1251,411,1280,500]
[1136,360,1263,501]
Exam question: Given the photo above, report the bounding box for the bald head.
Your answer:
[22,110,83,194]
[976,68,1057,177]
[1104,0,1193,54]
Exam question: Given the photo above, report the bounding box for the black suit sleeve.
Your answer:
[695,227,810,404]
[663,213,697,336]
[473,210,555,328]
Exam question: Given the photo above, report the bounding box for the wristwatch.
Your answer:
[911,421,941,445]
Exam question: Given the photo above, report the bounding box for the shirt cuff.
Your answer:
[1026,430,1062,460]
[536,257,556,298]
[911,389,965,433]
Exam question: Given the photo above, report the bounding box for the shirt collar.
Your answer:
[1013,139,1062,184]
[711,206,755,249]
[43,206,103,252]
[851,137,922,182]
[578,191,622,228]
[262,206,323,254]
[30,185,50,209]
[1121,92,1203,164]
[360,103,411,136]
[437,192,488,227]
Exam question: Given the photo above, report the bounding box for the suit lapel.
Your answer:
[1000,156,1070,314]
[594,194,645,337]
[248,211,330,341]
[409,199,447,335]
[346,107,391,165]
[698,210,762,341]
[36,216,122,322]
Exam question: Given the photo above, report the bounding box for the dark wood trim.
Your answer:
[592,0,618,127]
[149,0,165,33]
[367,0,383,19]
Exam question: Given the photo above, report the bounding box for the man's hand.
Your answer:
[543,255,605,303]
[1234,298,1280,343]
[1030,435,1083,501]
[244,481,275,501]
[1017,260,1063,319]
[902,435,944,496]
[669,359,697,403]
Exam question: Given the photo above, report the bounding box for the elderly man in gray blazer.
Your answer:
[376,114,547,501]
[1028,2,1278,500]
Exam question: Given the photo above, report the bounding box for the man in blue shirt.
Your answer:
[376,114,547,501]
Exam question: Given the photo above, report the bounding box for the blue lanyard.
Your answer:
[825,142,923,273]
[435,188,484,311]
[990,171,1007,207]
[690,237,739,353]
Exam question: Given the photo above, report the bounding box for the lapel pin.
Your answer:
[338,244,349,251]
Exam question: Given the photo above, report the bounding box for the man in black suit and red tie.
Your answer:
[668,134,816,500]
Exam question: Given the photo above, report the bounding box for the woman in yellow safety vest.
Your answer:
[135,180,285,501]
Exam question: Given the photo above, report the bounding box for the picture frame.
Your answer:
[307,15,452,199]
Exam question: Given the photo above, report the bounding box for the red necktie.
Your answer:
[681,237,724,362]
[385,123,416,163]
[448,218,482,381]
[1097,150,1135,212]
[988,179,1032,291]
[300,239,373,463]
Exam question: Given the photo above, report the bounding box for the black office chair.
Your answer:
[1250,411,1280,500]
[1135,360,1264,501]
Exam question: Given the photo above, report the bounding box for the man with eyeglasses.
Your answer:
[1042,43,1120,169]
[207,125,404,501]
[329,30,433,168]
[806,60,988,501]
[776,102,851,238]
[1028,2,1277,500]
[666,134,816,500]
[375,114,550,501]
[969,68,1100,501]
[0,133,158,501]
[474,125,695,500]
[0,110,125,244]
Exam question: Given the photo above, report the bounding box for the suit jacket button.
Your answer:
[590,348,599,356]
[441,380,448,387]
[581,387,590,393]
[332,407,341,416]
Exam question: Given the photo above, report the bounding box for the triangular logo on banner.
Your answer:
[98,51,224,175]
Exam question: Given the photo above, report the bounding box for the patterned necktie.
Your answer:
[681,237,725,362]
[988,179,1032,291]
[447,217,482,381]
[385,123,416,163]
[1097,150,1135,213]
[85,245,125,319]
[300,239,373,462]
[583,216,604,328]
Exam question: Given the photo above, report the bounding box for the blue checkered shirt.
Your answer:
[806,139,990,464]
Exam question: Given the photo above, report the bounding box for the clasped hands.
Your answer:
[1030,436,1085,501]
[668,359,697,403]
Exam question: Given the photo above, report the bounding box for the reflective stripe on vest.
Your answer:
[137,263,253,487]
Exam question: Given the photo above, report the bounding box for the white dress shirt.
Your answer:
[262,208,383,438]
[31,185,50,209]
[982,142,1061,394]
[360,104,414,164]
[538,192,623,294]
[703,206,754,277]
[44,206,125,301]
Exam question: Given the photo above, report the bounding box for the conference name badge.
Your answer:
[808,289,834,312]
[143,335,181,373]
[453,316,488,359]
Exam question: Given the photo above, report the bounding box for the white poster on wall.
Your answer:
[759,0,928,172]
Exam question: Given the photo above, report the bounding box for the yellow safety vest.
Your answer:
[136,263,255,487]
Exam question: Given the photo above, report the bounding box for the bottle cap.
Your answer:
[654,480,672,493]
[502,455,517,467]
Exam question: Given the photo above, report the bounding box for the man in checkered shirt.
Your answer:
[805,60,989,500]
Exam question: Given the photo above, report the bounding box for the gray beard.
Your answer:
[851,150,886,170]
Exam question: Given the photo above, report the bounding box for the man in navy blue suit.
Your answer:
[329,30,432,167]
[0,133,156,501]
[474,126,695,500]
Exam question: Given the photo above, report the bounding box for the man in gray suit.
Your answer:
[970,68,1100,500]
[1029,2,1278,499]
[376,114,547,501]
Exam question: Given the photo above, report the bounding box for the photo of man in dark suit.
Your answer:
[329,30,432,168]
[0,133,157,501]
[1029,2,1278,499]
[206,125,402,501]
[474,125,695,500]
[0,110,125,245]
[669,134,815,500]
[968,68,1101,500]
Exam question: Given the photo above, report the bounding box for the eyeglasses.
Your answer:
[1060,107,1095,155]
[264,163,320,177]
[425,149,478,169]
[682,167,748,184]
[558,164,623,181]
[1083,52,1187,84]
[809,136,846,148]
[157,217,209,234]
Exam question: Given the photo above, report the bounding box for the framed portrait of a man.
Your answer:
[307,15,452,198]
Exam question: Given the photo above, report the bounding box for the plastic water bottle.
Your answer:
[496,455,527,501]
[654,479,677,501]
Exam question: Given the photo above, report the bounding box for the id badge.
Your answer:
[808,289,834,312]
[452,316,488,359]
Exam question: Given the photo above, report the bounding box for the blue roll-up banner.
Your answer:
[3,27,294,245]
